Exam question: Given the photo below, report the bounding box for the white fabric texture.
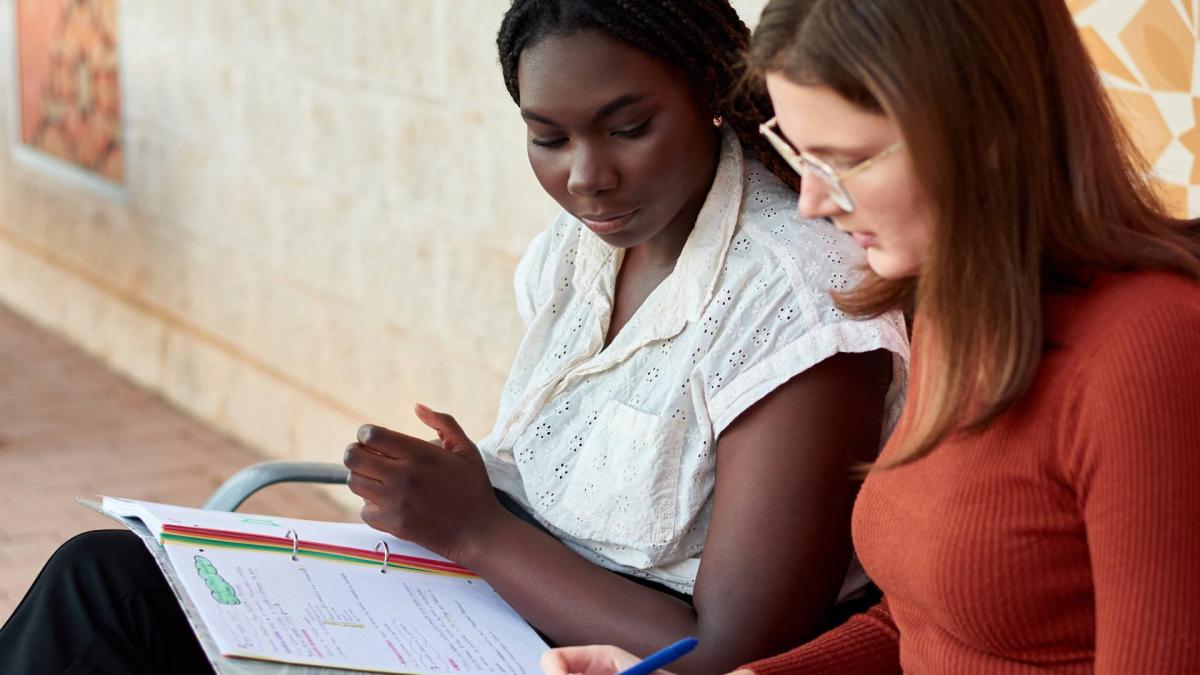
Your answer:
[478,130,910,596]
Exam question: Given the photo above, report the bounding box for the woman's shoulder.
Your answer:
[703,160,908,355]
[1057,270,1200,485]
[1051,269,1200,349]
[1084,268,1200,307]
[1049,271,1200,402]
[728,159,869,301]
[737,158,799,233]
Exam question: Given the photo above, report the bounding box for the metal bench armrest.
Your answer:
[203,461,349,512]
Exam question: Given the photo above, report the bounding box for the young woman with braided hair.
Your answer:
[339,0,904,669]
[0,2,908,672]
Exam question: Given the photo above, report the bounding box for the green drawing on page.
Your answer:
[239,517,281,527]
[194,555,240,605]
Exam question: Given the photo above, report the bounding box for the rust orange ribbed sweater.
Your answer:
[744,271,1200,674]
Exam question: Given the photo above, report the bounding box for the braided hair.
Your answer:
[496,0,796,189]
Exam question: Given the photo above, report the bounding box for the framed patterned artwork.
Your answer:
[10,0,123,187]
[1072,0,1200,217]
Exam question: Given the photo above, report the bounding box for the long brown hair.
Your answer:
[748,0,1200,467]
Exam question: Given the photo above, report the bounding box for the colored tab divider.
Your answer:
[160,524,477,578]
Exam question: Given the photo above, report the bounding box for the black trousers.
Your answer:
[0,530,212,675]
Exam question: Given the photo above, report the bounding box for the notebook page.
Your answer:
[164,541,545,674]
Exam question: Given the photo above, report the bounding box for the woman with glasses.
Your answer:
[544,0,1200,673]
[0,2,908,673]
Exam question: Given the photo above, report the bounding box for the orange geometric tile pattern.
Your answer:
[15,0,122,182]
[1073,0,1200,217]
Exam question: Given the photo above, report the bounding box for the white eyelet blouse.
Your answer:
[478,130,910,596]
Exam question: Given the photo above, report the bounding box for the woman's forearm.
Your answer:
[458,511,738,675]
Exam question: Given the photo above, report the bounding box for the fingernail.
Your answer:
[357,424,372,443]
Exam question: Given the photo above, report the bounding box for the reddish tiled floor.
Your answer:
[0,304,355,622]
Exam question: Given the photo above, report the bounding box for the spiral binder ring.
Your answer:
[375,541,390,573]
[285,529,299,561]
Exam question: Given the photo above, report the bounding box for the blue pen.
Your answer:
[617,637,699,675]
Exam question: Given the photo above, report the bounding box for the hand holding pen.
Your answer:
[541,637,699,675]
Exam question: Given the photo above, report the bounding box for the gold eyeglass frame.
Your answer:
[759,116,903,213]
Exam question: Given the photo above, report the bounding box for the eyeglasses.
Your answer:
[759,116,902,213]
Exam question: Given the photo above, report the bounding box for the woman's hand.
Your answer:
[540,645,656,675]
[343,404,504,561]
[541,646,757,675]
[542,638,758,672]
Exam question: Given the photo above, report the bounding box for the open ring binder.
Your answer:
[284,529,299,561]
[375,540,390,573]
[89,496,549,673]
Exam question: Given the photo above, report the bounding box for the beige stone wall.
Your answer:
[0,1,1191,482]
[0,0,567,468]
